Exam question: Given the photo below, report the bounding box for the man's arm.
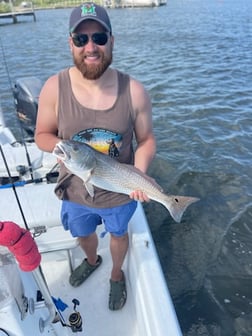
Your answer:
[129,78,156,202]
[35,74,60,152]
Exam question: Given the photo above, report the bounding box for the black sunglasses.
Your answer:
[71,32,108,48]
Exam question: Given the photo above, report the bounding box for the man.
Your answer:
[35,2,156,311]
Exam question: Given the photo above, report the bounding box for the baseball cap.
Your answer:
[69,2,112,34]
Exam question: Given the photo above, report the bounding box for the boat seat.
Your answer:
[34,226,79,272]
[0,183,78,272]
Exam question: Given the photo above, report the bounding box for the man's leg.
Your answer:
[110,233,129,281]
[109,233,128,310]
[78,232,99,266]
[61,201,103,287]
[69,232,102,287]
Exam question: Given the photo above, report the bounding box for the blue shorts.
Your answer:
[61,200,137,238]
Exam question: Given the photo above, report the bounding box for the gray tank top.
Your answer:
[55,68,136,208]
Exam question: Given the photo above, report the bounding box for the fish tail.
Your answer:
[163,195,199,223]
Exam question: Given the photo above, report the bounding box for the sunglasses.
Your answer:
[71,32,109,48]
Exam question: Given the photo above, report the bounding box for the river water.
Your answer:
[1,0,252,335]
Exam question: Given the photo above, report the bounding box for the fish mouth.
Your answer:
[53,142,70,160]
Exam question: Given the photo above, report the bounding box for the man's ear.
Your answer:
[69,37,73,52]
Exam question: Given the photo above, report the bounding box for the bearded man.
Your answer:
[35,2,156,311]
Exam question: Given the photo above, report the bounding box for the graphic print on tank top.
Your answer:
[72,128,122,158]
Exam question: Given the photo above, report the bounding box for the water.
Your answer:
[1,0,252,335]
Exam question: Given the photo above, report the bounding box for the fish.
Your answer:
[53,140,199,223]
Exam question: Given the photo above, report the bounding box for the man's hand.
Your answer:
[129,190,150,202]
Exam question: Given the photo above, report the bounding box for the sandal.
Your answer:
[109,270,127,311]
[69,255,102,287]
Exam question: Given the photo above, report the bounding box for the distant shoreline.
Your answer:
[1,0,166,15]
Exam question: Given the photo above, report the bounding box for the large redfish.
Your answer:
[53,140,199,223]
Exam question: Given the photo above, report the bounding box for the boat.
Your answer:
[0,78,182,335]
[103,0,167,8]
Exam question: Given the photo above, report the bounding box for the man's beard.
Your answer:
[73,50,112,80]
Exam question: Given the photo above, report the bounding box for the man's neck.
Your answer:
[71,66,115,90]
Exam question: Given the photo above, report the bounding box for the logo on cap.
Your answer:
[81,3,97,17]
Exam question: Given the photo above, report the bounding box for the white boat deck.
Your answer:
[41,237,139,336]
[0,120,182,335]
[0,183,182,335]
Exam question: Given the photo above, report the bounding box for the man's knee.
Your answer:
[110,233,128,241]
[78,233,96,243]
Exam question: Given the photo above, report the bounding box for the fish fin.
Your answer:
[163,196,199,223]
[84,182,94,198]
[82,170,93,182]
